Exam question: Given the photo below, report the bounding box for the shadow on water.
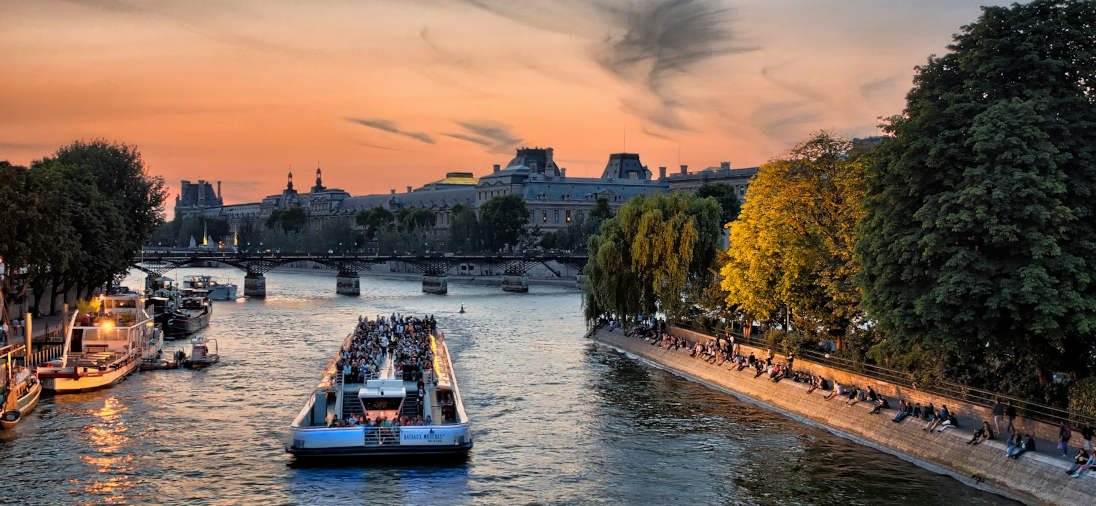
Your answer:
[287,453,471,469]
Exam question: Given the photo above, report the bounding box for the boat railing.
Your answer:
[362,426,401,446]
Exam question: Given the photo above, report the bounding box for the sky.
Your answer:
[0,0,1003,209]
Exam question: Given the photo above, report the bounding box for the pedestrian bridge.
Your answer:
[135,249,587,297]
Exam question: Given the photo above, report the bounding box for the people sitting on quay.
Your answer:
[1071,451,1096,478]
[967,421,995,445]
[1007,434,1036,459]
[924,405,949,431]
[868,394,889,415]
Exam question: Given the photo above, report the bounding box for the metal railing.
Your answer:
[670,322,1096,429]
[363,426,401,446]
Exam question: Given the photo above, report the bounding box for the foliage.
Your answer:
[1070,378,1096,425]
[448,204,480,253]
[0,140,166,317]
[695,183,741,225]
[149,216,230,247]
[584,192,722,323]
[478,195,529,251]
[856,0,1096,403]
[721,132,868,347]
[356,206,394,240]
[266,206,307,234]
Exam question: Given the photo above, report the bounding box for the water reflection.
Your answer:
[78,396,133,504]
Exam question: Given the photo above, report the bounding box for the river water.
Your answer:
[0,268,1014,505]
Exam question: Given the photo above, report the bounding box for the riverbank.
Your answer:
[591,328,1096,506]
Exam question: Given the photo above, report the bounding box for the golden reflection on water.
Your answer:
[71,396,134,505]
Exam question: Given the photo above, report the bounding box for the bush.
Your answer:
[1069,377,1096,425]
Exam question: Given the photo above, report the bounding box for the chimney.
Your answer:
[406,185,412,193]
[390,189,396,195]
[217,181,222,201]
[680,164,688,175]
[493,164,501,173]
[560,168,566,179]
[720,161,731,170]
[659,166,667,179]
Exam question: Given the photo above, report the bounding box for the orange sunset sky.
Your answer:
[1,0,1002,211]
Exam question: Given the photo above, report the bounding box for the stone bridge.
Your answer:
[134,249,587,297]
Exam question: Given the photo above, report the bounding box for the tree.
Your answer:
[584,192,722,323]
[695,183,741,225]
[478,195,529,251]
[856,0,1096,402]
[721,133,867,346]
[267,206,307,234]
[448,204,480,252]
[356,207,394,240]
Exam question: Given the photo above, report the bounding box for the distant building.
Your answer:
[663,161,759,198]
[172,147,753,234]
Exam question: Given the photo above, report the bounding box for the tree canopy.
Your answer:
[584,192,722,323]
[478,194,529,251]
[721,133,867,345]
[696,183,741,225]
[856,0,1096,401]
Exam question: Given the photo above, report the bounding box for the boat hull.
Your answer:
[165,310,210,337]
[40,359,138,394]
[206,285,238,301]
[286,424,474,458]
[1,380,41,430]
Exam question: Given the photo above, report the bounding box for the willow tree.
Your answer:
[856,0,1096,401]
[584,192,721,324]
[721,133,867,346]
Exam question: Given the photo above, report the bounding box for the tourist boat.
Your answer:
[1,348,42,430]
[286,318,473,458]
[182,336,219,369]
[164,295,212,338]
[37,294,158,394]
[181,275,239,301]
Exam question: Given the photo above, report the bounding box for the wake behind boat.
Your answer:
[37,293,161,394]
[287,314,472,458]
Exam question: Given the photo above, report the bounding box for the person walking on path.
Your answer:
[1006,400,1018,435]
[1059,423,1073,456]
[1081,426,1094,453]
[992,398,1006,434]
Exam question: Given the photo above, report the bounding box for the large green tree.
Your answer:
[721,133,867,346]
[856,0,1096,401]
[478,195,529,251]
[584,192,721,323]
[696,183,741,225]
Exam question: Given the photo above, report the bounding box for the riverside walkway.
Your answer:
[592,325,1096,506]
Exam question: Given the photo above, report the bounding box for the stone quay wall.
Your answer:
[592,328,1096,506]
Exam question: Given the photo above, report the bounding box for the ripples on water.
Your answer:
[0,268,1016,505]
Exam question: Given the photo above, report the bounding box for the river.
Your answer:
[0,268,1015,505]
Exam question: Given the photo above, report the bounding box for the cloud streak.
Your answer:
[444,120,522,153]
[346,117,435,144]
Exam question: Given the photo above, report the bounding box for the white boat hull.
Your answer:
[41,359,138,393]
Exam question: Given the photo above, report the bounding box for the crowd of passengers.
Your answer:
[608,317,1096,476]
[336,313,437,384]
[327,413,432,428]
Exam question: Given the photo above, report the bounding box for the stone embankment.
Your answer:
[591,328,1096,506]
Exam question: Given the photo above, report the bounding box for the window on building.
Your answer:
[565,210,572,223]
[542,211,548,223]
[553,210,560,223]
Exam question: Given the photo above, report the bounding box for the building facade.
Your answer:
[173,148,755,233]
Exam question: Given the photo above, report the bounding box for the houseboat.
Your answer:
[37,294,159,394]
[164,295,212,338]
[182,275,239,301]
[287,315,472,458]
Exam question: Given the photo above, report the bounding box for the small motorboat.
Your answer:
[182,336,219,369]
[2,363,42,430]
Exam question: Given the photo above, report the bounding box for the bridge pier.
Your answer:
[422,275,448,295]
[502,274,529,293]
[336,271,360,296]
[244,272,266,299]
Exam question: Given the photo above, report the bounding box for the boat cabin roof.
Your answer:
[358,378,406,399]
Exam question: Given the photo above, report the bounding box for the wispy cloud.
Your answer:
[751,101,822,140]
[456,0,757,131]
[760,63,828,102]
[642,126,676,142]
[860,74,904,102]
[443,120,522,153]
[346,117,435,144]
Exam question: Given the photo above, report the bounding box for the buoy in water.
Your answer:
[459,303,466,314]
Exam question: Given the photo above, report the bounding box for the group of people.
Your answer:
[613,320,1096,476]
[336,314,437,385]
[328,413,431,428]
